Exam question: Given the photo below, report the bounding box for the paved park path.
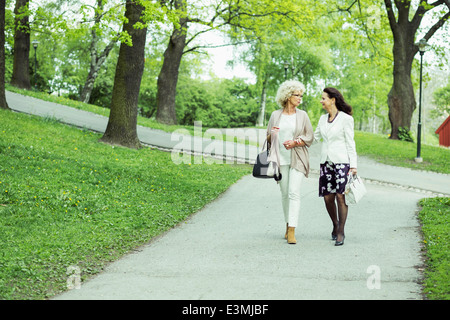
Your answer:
[5,91,450,300]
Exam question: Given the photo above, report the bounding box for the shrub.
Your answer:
[398,126,414,142]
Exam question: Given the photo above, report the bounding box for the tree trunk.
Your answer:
[383,0,450,139]
[155,0,188,125]
[99,1,147,149]
[387,22,417,139]
[256,78,267,127]
[10,0,31,90]
[0,0,9,109]
[387,62,416,139]
[79,0,116,104]
[79,35,116,104]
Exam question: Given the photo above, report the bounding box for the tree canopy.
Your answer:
[2,0,449,145]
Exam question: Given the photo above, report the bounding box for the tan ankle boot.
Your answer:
[287,227,296,244]
[285,223,289,239]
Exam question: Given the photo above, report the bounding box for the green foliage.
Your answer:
[175,77,259,128]
[0,109,250,299]
[320,0,394,134]
[398,126,414,142]
[418,197,450,300]
[5,0,449,138]
[431,81,450,118]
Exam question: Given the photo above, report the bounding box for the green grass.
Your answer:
[355,131,450,174]
[418,197,450,300]
[0,109,251,299]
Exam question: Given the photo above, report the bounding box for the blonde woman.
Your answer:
[266,80,314,244]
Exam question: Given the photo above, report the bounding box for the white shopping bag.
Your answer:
[345,174,367,205]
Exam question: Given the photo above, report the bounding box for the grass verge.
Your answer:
[0,109,251,299]
[418,197,450,300]
[355,131,450,174]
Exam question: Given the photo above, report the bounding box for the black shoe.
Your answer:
[331,224,339,241]
[335,235,345,246]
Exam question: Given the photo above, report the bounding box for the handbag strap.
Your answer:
[260,138,269,152]
[268,131,282,179]
[347,174,354,183]
[347,174,359,183]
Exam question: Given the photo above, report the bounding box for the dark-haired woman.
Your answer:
[313,87,357,246]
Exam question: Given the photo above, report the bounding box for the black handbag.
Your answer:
[252,142,282,181]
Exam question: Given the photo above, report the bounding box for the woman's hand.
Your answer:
[349,168,357,176]
[283,138,304,150]
[283,140,296,150]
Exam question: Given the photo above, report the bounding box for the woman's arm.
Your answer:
[313,118,322,144]
[296,113,314,147]
[343,116,357,171]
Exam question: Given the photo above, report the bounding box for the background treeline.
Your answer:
[2,0,450,144]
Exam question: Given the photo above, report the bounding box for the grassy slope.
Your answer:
[355,131,450,174]
[0,109,251,299]
[418,197,450,300]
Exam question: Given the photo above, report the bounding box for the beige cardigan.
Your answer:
[266,108,314,177]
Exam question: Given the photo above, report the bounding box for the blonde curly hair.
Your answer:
[275,80,306,108]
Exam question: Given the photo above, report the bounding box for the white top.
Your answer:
[278,113,296,165]
[313,112,358,168]
[325,116,335,163]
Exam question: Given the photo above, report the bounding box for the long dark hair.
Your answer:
[323,87,353,116]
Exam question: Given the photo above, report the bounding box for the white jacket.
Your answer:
[313,112,357,168]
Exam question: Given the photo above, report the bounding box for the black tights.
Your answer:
[324,193,347,242]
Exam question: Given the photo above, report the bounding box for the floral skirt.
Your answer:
[319,161,350,197]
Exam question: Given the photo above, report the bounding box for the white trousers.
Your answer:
[279,165,304,228]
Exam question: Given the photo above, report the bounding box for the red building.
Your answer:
[435,115,450,147]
